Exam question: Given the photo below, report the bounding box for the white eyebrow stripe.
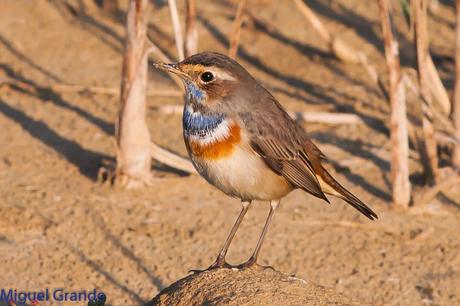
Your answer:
[208,67,236,81]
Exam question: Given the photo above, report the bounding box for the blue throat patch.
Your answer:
[184,80,206,103]
[183,106,224,138]
[182,79,223,138]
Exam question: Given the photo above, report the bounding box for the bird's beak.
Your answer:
[152,62,191,80]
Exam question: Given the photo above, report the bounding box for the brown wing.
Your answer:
[239,98,329,202]
[239,94,377,220]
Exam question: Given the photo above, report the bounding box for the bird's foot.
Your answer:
[236,257,274,270]
[188,257,233,274]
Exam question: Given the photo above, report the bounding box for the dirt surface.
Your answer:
[0,0,459,305]
[149,266,354,306]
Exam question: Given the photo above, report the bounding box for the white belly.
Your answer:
[191,145,293,201]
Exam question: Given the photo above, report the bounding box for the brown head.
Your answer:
[154,52,264,113]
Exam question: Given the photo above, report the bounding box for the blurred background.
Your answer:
[0,0,459,305]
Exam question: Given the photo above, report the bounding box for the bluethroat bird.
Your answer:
[154,52,377,270]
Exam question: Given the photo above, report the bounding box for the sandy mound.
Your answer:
[148,267,355,306]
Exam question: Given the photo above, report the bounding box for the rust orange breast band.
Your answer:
[188,124,241,160]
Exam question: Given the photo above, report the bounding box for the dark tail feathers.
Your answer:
[317,167,378,220]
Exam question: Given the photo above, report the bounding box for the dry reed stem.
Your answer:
[167,0,185,61]
[115,0,195,188]
[435,131,460,146]
[185,0,198,57]
[403,74,459,140]
[293,0,330,41]
[288,111,364,124]
[116,0,154,188]
[427,56,451,114]
[151,142,196,174]
[414,0,438,182]
[453,0,460,167]
[379,0,411,208]
[228,0,247,59]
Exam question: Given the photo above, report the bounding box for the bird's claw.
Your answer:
[188,257,234,274]
[236,257,274,270]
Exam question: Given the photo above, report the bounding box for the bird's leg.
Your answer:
[238,199,279,269]
[208,200,251,269]
[189,201,251,273]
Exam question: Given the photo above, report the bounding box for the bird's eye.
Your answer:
[200,71,214,83]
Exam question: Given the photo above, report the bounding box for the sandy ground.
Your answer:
[0,0,459,305]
